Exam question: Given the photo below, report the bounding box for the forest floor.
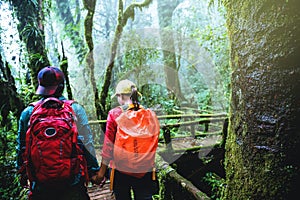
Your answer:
[88,134,221,199]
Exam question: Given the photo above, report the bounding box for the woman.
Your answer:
[92,79,159,200]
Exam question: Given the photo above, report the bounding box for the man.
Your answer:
[17,66,99,200]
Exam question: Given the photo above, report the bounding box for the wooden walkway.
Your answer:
[87,111,227,199]
[88,182,115,200]
[87,135,222,199]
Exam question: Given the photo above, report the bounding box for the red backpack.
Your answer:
[24,97,88,185]
[112,104,160,178]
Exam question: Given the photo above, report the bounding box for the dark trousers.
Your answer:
[113,170,158,200]
[29,181,90,200]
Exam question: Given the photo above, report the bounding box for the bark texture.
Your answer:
[56,0,87,63]
[157,0,184,101]
[83,0,100,119]
[224,0,300,199]
[10,0,50,89]
[0,55,25,124]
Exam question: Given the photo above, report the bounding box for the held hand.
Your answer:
[91,162,108,187]
[99,176,107,188]
[91,173,106,187]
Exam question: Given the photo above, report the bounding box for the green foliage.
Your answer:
[112,31,184,114]
[117,30,160,82]
[156,166,174,200]
[0,113,27,200]
[28,0,39,7]
[29,53,47,67]
[173,0,231,112]
[203,172,225,200]
[192,25,230,111]
[114,30,183,114]
[20,21,44,48]
[122,48,160,81]
[181,65,213,111]
[140,84,178,113]
[18,83,37,106]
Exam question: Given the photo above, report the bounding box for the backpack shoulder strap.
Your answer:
[28,100,44,114]
[32,97,75,106]
[29,98,76,114]
[30,97,62,107]
[29,100,42,107]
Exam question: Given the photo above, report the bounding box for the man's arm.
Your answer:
[16,106,33,170]
[72,103,100,178]
[16,106,33,187]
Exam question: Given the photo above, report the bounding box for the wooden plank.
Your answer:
[88,183,115,200]
[160,117,226,129]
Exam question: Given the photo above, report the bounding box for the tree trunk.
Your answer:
[60,42,73,100]
[10,0,50,90]
[55,0,87,63]
[157,0,185,102]
[83,0,100,119]
[224,0,300,199]
[99,0,152,120]
[0,55,25,125]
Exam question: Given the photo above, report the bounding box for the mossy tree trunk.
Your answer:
[157,0,185,102]
[83,0,100,119]
[0,55,25,125]
[60,42,73,100]
[55,0,87,63]
[10,0,50,92]
[223,0,300,199]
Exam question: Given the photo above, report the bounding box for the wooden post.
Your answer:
[162,126,173,150]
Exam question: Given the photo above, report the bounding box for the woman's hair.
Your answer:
[130,85,140,111]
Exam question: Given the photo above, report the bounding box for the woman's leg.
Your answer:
[132,173,158,200]
[113,171,132,200]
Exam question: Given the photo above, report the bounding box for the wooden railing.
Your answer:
[89,112,228,150]
[159,113,227,150]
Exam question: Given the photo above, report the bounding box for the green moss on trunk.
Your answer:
[223,0,300,199]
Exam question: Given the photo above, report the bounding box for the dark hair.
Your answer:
[130,86,139,111]
[54,83,64,97]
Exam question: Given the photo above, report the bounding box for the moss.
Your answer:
[223,0,300,199]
